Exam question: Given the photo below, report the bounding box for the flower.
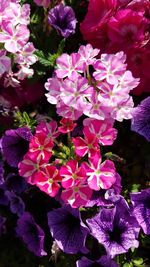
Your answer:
[82,152,116,191]
[48,3,77,38]
[131,96,150,141]
[0,49,11,76]
[33,165,61,197]
[0,127,32,167]
[47,205,89,253]
[33,0,50,8]
[6,191,25,217]
[76,255,119,267]
[78,44,100,67]
[83,118,117,146]
[5,172,28,194]
[58,118,77,133]
[16,212,47,257]
[87,198,140,257]
[130,188,150,235]
[0,160,4,185]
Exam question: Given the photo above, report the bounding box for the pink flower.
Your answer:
[82,152,116,191]
[34,165,61,197]
[15,42,37,66]
[80,0,117,50]
[61,183,93,208]
[45,77,62,105]
[83,118,117,145]
[56,102,83,120]
[33,0,50,8]
[58,118,77,134]
[0,21,29,53]
[93,51,127,85]
[72,127,99,157]
[110,96,134,121]
[56,53,83,80]
[18,152,46,185]
[78,44,100,67]
[60,160,87,188]
[108,9,148,50]
[0,49,11,76]
[29,132,53,161]
[60,76,93,111]
[3,2,30,26]
[35,121,59,141]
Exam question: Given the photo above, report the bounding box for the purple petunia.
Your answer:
[130,188,150,235]
[48,3,77,38]
[0,160,4,185]
[5,172,28,194]
[16,212,47,257]
[47,205,89,254]
[87,198,140,258]
[0,215,6,236]
[0,127,32,167]
[131,96,150,141]
[76,255,119,267]
[6,191,25,217]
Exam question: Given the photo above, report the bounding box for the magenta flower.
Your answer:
[56,53,83,80]
[83,118,117,146]
[72,128,99,157]
[18,152,46,185]
[0,49,11,76]
[33,0,50,8]
[0,21,29,53]
[61,183,93,208]
[60,160,87,188]
[58,118,77,134]
[82,152,116,191]
[29,132,53,161]
[57,102,83,120]
[33,165,62,197]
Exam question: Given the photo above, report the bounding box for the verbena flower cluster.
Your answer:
[0,1,150,267]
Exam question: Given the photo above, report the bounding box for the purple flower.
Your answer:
[0,215,6,236]
[131,96,150,141]
[47,205,89,254]
[5,172,28,194]
[6,191,25,217]
[16,212,47,257]
[0,160,4,185]
[87,198,140,258]
[76,256,118,267]
[48,4,77,38]
[0,186,9,205]
[130,188,150,235]
[0,127,32,167]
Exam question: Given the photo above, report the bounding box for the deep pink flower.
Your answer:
[108,9,149,50]
[80,0,117,50]
[29,132,53,161]
[56,53,83,80]
[35,121,59,141]
[0,21,29,53]
[82,152,116,191]
[18,152,46,185]
[33,165,61,197]
[60,160,87,188]
[72,128,99,157]
[83,118,117,145]
[61,183,93,208]
[58,118,77,134]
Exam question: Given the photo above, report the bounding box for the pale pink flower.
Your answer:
[4,70,20,87]
[33,0,51,8]
[18,152,46,185]
[0,50,11,76]
[93,51,127,85]
[16,65,34,80]
[61,183,93,208]
[60,160,87,189]
[0,21,29,53]
[60,76,93,110]
[15,42,37,66]
[110,96,134,121]
[0,0,10,25]
[29,132,53,161]
[56,53,84,80]
[34,165,61,197]
[78,44,100,67]
[117,70,140,92]
[56,102,83,120]
[82,152,116,191]
[36,121,59,141]
[3,3,30,26]
[45,77,62,105]
[83,118,117,146]
[72,127,99,157]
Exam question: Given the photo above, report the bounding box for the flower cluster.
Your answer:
[45,44,139,122]
[0,0,37,86]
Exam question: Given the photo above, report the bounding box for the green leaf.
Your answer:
[132,258,144,266]
[131,184,141,193]
[123,263,133,267]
